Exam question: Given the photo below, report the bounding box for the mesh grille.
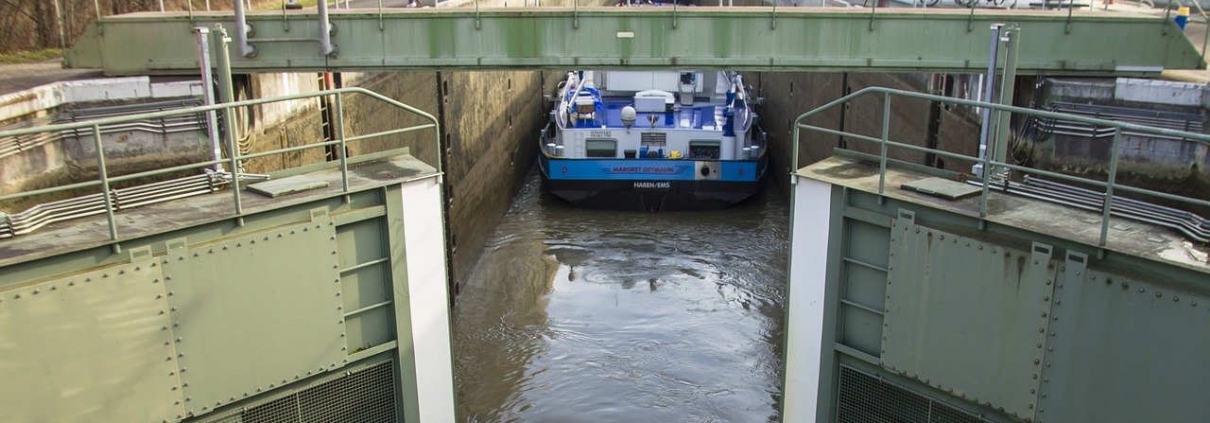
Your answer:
[200,361,396,423]
[299,360,395,423]
[641,132,667,145]
[838,366,991,423]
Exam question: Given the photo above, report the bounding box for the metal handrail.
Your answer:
[0,87,441,250]
[791,86,1210,249]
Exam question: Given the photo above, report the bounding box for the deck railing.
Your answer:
[0,87,440,250]
[792,86,1210,249]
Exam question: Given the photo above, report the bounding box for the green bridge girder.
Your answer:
[66,7,1204,75]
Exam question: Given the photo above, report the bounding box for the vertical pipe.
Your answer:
[319,0,335,55]
[976,24,1002,178]
[878,92,890,199]
[93,124,119,244]
[1099,129,1121,247]
[214,26,244,224]
[159,0,165,11]
[334,91,351,199]
[379,0,385,30]
[992,27,1019,179]
[233,0,254,57]
[1202,19,1209,63]
[206,0,211,11]
[52,0,67,48]
[195,27,224,172]
[791,123,799,185]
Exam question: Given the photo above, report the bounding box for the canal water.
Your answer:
[452,171,790,423]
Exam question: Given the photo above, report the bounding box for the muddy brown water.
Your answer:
[452,171,789,423]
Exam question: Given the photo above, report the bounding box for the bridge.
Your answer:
[66,7,1204,74]
[3,4,1209,423]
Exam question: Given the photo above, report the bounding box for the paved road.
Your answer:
[0,61,102,96]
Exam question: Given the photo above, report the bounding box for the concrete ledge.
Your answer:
[0,76,204,122]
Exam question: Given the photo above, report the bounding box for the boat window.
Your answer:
[689,140,721,159]
[586,138,618,158]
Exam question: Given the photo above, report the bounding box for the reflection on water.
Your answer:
[452,170,789,423]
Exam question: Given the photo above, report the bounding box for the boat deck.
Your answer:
[574,97,727,130]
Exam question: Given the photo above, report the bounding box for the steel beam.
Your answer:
[65,7,1203,75]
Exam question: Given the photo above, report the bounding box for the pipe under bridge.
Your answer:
[66,7,1204,75]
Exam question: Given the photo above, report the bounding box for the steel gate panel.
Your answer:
[883,214,1055,421]
[161,211,346,417]
[0,256,184,423]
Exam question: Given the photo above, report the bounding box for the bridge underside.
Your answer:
[66,7,1204,75]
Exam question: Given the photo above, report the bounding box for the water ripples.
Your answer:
[453,170,788,423]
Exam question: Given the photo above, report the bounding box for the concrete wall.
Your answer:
[747,71,982,190]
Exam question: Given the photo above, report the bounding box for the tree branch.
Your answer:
[0,0,44,25]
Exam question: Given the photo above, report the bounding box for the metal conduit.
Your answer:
[971,176,1210,244]
[0,99,207,160]
[0,172,256,239]
[1029,101,1205,141]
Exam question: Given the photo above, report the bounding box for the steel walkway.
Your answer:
[66,7,1203,74]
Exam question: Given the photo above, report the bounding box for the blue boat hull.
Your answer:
[539,155,768,211]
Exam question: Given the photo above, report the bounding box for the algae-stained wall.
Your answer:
[747,71,982,190]
[237,69,540,292]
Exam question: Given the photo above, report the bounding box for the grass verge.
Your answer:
[0,48,64,65]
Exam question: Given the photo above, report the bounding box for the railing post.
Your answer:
[93,0,103,34]
[770,1,777,30]
[195,27,224,172]
[878,92,890,200]
[334,91,351,202]
[868,0,878,31]
[574,0,580,29]
[215,25,245,225]
[975,23,1002,178]
[53,0,67,48]
[93,124,119,251]
[1099,128,1121,248]
[992,26,1019,181]
[791,122,799,185]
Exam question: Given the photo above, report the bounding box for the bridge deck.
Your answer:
[66,7,1204,74]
